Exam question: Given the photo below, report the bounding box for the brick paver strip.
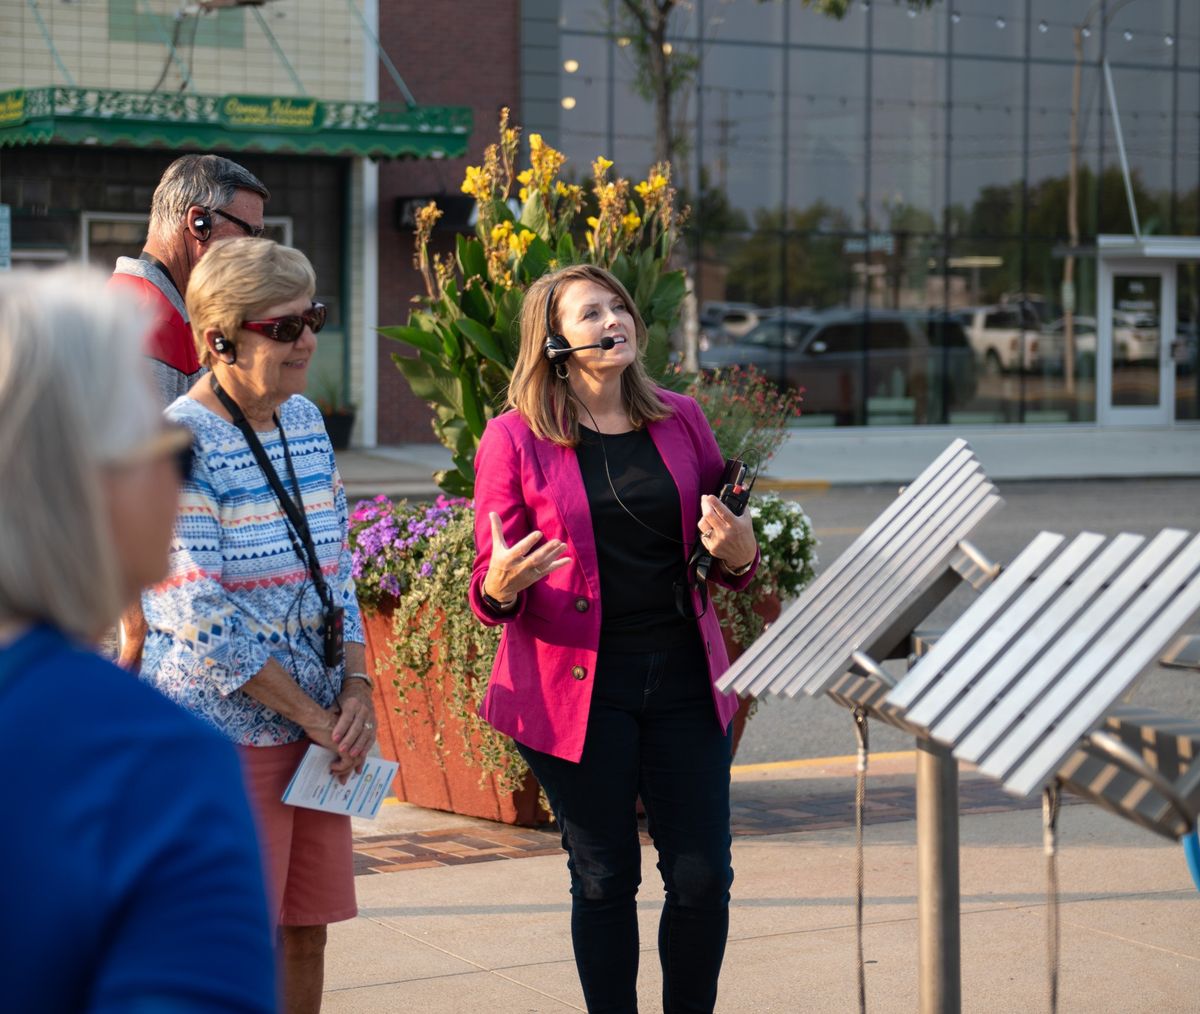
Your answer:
[352,777,1064,875]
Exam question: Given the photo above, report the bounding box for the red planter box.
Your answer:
[361,602,549,827]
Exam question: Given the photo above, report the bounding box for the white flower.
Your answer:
[763,520,784,541]
[790,527,803,541]
[750,505,762,519]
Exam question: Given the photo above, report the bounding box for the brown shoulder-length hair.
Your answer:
[507,264,671,446]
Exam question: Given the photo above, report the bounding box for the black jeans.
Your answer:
[516,637,734,1014]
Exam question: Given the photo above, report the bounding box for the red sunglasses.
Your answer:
[241,302,327,343]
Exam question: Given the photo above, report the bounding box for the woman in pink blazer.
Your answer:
[470,264,759,1013]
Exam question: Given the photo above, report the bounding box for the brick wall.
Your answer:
[376,1,521,444]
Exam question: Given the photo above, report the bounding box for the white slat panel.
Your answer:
[952,533,1146,764]
[980,529,1194,785]
[718,442,975,695]
[735,449,982,698]
[768,474,990,697]
[784,488,1001,698]
[907,532,1105,738]
[994,532,1200,795]
[887,532,1065,713]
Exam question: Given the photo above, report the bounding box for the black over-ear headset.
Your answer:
[542,281,571,362]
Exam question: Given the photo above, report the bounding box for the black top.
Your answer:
[575,424,698,652]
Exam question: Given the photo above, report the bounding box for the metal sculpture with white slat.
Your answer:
[721,437,1003,701]
[890,527,1200,834]
[718,439,1200,1013]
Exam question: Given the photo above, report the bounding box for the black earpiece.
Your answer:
[542,281,572,364]
[212,335,236,364]
[191,209,211,242]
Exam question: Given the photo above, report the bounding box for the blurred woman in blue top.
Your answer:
[0,266,275,1012]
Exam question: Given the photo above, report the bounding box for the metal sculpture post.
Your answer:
[720,440,1200,1013]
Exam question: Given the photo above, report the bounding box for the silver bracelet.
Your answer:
[344,671,374,691]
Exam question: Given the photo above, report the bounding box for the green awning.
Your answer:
[0,87,472,160]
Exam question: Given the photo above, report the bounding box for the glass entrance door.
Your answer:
[1097,261,1174,425]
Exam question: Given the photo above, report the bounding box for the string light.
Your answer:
[1165,35,1175,47]
[951,11,961,25]
[995,16,1006,30]
[1038,20,1048,34]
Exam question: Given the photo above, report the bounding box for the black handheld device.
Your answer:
[689,456,755,584]
[324,606,345,669]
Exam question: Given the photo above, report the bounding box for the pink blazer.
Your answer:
[469,388,759,762]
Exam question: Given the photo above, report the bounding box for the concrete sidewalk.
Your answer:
[324,754,1199,1012]
[336,424,1200,501]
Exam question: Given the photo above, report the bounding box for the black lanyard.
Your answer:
[209,375,334,618]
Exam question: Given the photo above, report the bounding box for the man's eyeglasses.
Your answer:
[210,206,266,239]
[242,302,327,343]
[109,424,195,483]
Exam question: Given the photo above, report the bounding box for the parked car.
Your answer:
[957,305,1043,374]
[1040,312,1160,374]
[698,309,977,424]
[697,302,779,350]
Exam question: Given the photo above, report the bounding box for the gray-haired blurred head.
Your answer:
[0,267,162,639]
[147,154,269,241]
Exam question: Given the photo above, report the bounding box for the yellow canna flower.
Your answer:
[490,220,514,245]
[622,211,642,233]
[508,228,536,257]
[586,216,600,229]
[518,186,529,203]
[461,165,486,198]
[593,156,613,175]
[517,169,534,186]
[635,172,669,200]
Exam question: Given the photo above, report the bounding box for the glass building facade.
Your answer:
[536,0,1200,426]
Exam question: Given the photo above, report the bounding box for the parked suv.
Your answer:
[698,309,977,424]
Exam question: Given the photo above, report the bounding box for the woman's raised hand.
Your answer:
[482,511,572,605]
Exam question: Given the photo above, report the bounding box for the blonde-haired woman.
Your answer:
[0,267,275,1011]
[138,237,373,1012]
[470,264,760,1013]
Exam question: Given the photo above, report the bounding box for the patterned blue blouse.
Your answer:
[140,395,364,747]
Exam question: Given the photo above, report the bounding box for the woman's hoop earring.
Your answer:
[554,361,569,381]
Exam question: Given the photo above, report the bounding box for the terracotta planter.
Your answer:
[718,592,782,758]
[361,601,549,827]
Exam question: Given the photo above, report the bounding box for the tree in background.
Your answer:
[614,1,937,361]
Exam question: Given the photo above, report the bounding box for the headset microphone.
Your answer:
[545,335,617,361]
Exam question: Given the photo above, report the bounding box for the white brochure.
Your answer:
[281,744,398,819]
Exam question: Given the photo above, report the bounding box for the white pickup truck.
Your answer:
[958,305,1043,374]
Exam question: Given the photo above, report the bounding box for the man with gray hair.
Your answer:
[112,154,268,670]
[109,154,269,405]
